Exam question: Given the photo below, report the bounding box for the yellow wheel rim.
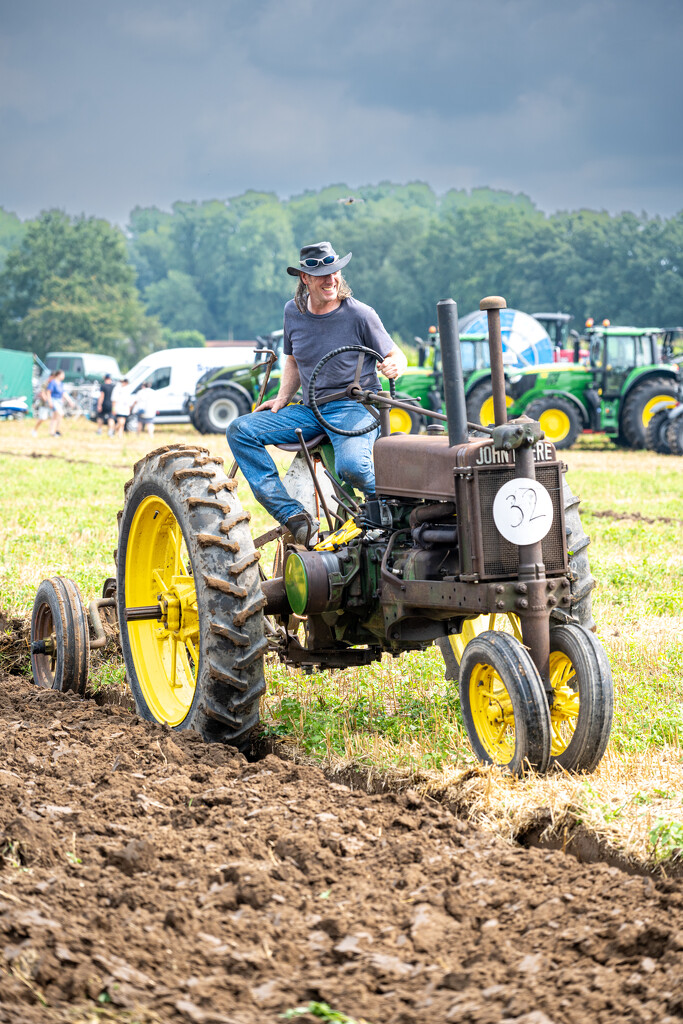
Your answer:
[389,406,415,433]
[642,395,676,427]
[468,661,516,761]
[549,649,580,755]
[445,612,523,666]
[479,394,513,427]
[537,408,571,442]
[125,495,200,726]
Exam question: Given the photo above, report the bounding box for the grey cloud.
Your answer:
[0,0,680,224]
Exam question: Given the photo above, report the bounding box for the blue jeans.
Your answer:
[226,402,379,524]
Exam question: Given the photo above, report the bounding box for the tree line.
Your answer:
[1,183,682,368]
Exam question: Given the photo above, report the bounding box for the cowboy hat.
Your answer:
[287,241,352,277]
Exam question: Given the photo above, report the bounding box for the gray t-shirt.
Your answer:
[283,296,395,406]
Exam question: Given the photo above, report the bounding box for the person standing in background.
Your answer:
[47,370,75,437]
[134,381,157,437]
[96,373,116,436]
[112,377,135,438]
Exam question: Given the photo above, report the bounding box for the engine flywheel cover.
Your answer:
[284,550,341,615]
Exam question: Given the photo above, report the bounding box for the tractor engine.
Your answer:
[272,429,570,661]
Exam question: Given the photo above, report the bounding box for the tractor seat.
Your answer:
[275,432,330,453]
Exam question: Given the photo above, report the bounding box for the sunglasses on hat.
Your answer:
[300,254,337,268]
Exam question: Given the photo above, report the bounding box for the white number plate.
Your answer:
[492,477,554,546]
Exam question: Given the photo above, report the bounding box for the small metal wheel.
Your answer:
[459,631,551,775]
[30,577,90,694]
[548,624,613,772]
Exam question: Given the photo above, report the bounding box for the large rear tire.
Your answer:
[561,478,596,631]
[116,444,267,749]
[620,377,678,449]
[192,388,252,435]
[459,631,551,775]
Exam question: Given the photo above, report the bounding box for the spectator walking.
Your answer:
[32,375,54,436]
[47,370,75,437]
[112,377,135,438]
[96,373,116,436]
[134,382,157,437]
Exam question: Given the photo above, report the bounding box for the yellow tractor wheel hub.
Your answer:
[125,495,200,725]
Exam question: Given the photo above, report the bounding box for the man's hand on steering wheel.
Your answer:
[377,349,406,380]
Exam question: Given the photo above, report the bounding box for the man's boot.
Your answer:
[285,511,318,547]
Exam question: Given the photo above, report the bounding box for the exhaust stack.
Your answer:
[436,298,468,446]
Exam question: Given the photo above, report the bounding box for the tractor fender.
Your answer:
[622,368,678,396]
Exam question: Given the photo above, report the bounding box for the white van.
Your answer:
[45,352,122,384]
[125,345,257,423]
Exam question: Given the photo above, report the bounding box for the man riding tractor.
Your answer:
[226,242,407,545]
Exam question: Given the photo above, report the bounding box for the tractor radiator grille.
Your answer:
[477,465,566,579]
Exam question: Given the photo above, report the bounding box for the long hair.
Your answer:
[294,274,352,314]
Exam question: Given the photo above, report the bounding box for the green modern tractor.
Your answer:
[506,323,679,449]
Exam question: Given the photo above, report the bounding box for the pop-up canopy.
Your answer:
[458,308,553,366]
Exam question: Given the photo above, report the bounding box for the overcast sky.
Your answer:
[1,0,681,226]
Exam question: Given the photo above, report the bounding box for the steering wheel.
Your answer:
[308,345,393,437]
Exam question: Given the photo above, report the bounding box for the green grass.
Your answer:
[263,646,472,771]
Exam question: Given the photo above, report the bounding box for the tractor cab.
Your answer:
[532,312,576,361]
[586,324,668,399]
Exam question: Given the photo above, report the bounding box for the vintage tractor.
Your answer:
[30,296,614,776]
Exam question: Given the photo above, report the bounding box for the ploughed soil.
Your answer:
[1,670,683,1024]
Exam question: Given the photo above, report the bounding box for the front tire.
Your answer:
[644,408,674,454]
[549,624,613,772]
[665,413,683,455]
[526,397,582,449]
[117,443,267,749]
[193,388,252,434]
[459,631,551,775]
[389,392,423,434]
[438,477,596,679]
